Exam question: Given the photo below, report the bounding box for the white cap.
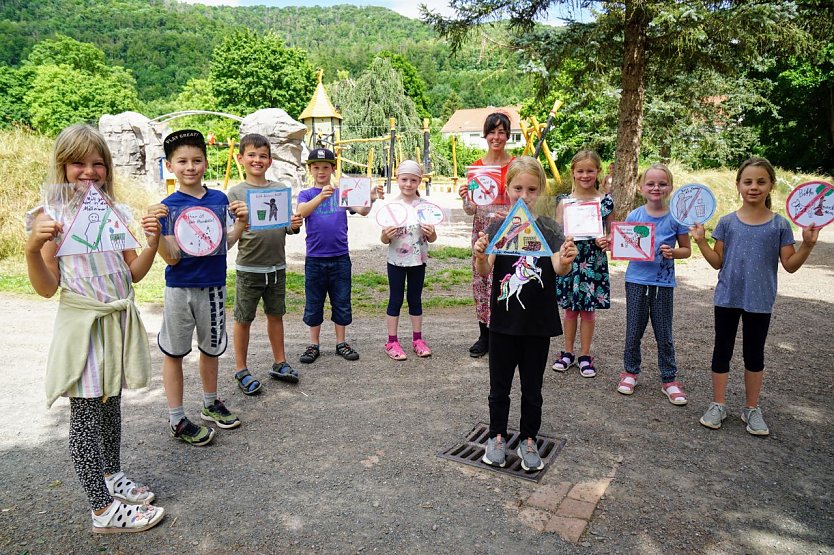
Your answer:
[397,160,423,178]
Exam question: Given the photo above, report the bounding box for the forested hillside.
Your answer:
[0,0,527,111]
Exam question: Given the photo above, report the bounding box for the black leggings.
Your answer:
[386,263,426,317]
[712,306,772,373]
[488,331,550,441]
[69,396,121,511]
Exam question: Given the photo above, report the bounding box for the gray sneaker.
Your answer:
[699,402,728,429]
[741,407,770,436]
[517,438,544,472]
[482,435,507,467]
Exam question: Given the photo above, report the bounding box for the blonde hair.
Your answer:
[638,163,674,188]
[47,124,115,197]
[506,156,546,192]
[569,150,602,193]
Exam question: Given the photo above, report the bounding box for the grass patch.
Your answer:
[429,246,470,260]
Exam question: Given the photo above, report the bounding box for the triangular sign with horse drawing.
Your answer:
[485,198,553,257]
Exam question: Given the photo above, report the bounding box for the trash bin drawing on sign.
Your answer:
[670,184,716,226]
[785,181,834,229]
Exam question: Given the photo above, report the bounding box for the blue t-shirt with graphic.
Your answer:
[624,205,689,287]
[160,187,229,288]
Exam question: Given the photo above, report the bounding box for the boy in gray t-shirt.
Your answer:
[227,134,302,394]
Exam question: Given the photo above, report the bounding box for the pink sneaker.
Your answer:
[412,338,432,357]
[385,340,407,360]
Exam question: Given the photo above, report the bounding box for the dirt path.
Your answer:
[0,209,832,554]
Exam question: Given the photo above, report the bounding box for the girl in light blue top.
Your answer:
[691,157,818,437]
[617,164,691,404]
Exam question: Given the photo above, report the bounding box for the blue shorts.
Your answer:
[303,254,352,327]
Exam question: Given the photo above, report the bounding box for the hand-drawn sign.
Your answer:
[415,201,444,225]
[670,183,716,226]
[375,201,409,228]
[562,200,604,239]
[466,165,502,206]
[339,176,372,208]
[56,184,141,257]
[247,187,291,230]
[610,222,655,261]
[486,198,553,257]
[174,206,224,257]
[785,181,834,229]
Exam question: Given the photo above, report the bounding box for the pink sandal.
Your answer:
[412,338,432,357]
[662,381,688,405]
[617,372,638,395]
[385,340,407,361]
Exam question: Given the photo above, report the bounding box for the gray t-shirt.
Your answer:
[227,180,297,270]
[713,212,794,313]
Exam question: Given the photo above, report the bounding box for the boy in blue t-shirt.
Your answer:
[295,148,383,364]
[156,129,248,447]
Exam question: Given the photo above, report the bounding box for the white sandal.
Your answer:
[91,500,165,534]
[105,471,156,504]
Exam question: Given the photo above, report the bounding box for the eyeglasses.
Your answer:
[644,183,670,190]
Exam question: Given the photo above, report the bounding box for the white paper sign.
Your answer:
[56,185,141,256]
[174,206,225,257]
[563,200,604,239]
[247,188,291,230]
[338,176,372,208]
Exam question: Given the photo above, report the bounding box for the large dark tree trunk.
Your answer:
[612,1,649,220]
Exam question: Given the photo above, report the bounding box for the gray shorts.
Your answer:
[158,286,228,358]
[234,269,287,323]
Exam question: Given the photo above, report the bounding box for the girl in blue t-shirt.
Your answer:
[617,164,691,404]
[691,157,818,436]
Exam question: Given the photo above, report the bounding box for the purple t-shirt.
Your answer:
[712,212,794,313]
[298,186,349,257]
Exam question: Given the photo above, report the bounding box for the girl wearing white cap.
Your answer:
[380,160,438,360]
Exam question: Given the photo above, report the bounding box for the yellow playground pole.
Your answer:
[223,138,237,190]
[367,148,374,179]
[528,117,561,189]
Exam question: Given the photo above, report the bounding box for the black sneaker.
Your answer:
[336,342,359,361]
[299,344,320,364]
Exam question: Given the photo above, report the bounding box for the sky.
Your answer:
[180,0,587,25]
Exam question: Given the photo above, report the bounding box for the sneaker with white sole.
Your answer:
[481,435,507,467]
[699,402,728,429]
[200,399,241,429]
[516,438,544,472]
[741,406,770,436]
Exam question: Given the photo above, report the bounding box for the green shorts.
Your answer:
[234,269,287,323]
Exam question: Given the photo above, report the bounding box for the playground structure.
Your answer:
[99,77,565,197]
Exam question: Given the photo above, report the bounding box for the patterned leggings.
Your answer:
[623,283,678,383]
[69,396,121,511]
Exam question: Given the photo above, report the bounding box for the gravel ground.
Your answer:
[1,199,832,554]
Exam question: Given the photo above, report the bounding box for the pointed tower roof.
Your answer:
[299,69,342,121]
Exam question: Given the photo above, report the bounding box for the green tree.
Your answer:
[425,1,813,215]
[25,64,139,135]
[21,36,139,135]
[329,57,422,174]
[440,90,463,121]
[0,65,30,127]
[209,29,316,119]
[378,51,431,118]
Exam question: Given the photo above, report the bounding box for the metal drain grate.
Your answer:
[438,422,566,482]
